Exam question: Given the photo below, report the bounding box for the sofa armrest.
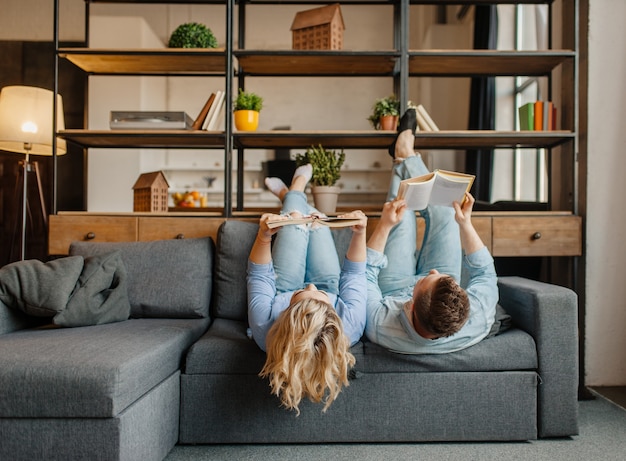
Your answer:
[497,276,579,438]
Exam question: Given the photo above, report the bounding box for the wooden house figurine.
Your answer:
[291,3,344,50]
[132,171,170,212]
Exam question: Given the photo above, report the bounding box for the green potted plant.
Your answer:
[168,22,218,48]
[295,144,345,214]
[368,95,400,130]
[233,88,263,131]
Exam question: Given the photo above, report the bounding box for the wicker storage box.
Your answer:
[291,3,344,50]
[132,171,170,212]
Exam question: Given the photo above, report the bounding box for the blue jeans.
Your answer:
[378,155,462,296]
[271,191,341,294]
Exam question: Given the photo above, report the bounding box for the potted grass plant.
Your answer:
[295,144,345,214]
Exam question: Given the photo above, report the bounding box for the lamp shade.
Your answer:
[0,85,67,156]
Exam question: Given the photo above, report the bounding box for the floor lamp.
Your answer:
[0,85,66,261]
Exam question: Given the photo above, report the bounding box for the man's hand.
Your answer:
[381,199,407,229]
[452,192,475,228]
[452,192,484,256]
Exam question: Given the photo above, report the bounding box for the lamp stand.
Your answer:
[11,145,47,261]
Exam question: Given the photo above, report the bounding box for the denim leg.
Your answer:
[272,191,311,292]
[379,155,431,295]
[305,225,341,294]
[416,206,462,282]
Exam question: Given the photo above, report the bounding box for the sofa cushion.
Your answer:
[69,237,214,319]
[360,328,537,373]
[212,221,258,321]
[0,317,210,418]
[184,318,365,375]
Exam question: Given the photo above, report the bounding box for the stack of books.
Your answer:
[518,101,557,131]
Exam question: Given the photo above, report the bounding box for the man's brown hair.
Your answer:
[413,276,470,338]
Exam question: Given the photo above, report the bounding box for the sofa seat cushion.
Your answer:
[185,320,534,376]
[0,317,209,418]
[184,318,365,375]
[359,328,537,373]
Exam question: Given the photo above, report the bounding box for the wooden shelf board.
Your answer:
[235,50,399,76]
[59,130,226,149]
[409,50,575,76]
[234,130,574,150]
[59,48,227,74]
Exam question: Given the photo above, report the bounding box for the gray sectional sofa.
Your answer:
[0,219,579,461]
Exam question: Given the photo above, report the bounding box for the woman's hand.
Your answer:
[339,209,368,234]
[258,213,282,242]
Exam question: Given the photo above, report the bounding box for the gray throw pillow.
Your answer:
[212,220,258,321]
[69,237,214,319]
[486,304,513,338]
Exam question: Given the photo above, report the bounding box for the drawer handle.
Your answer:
[85,232,96,240]
[175,233,185,240]
[532,232,542,240]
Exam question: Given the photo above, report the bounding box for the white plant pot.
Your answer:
[312,185,340,215]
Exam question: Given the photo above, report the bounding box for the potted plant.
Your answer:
[367,95,400,130]
[233,88,263,131]
[295,144,345,214]
[168,22,218,48]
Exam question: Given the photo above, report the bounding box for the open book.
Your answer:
[266,215,362,229]
[397,169,475,210]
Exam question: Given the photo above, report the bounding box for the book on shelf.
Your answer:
[109,111,193,130]
[415,104,439,131]
[518,101,557,131]
[519,102,534,130]
[266,215,362,229]
[191,92,216,130]
[209,94,227,131]
[397,169,475,211]
[533,101,544,131]
[203,90,225,131]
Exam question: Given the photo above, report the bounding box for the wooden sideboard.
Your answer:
[48,211,582,259]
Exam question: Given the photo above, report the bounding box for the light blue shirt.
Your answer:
[247,258,367,352]
[365,246,498,354]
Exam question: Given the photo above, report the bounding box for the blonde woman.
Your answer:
[247,164,367,414]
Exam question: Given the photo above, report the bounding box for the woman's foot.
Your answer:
[388,108,417,162]
[265,177,288,200]
[289,163,313,192]
[293,163,313,183]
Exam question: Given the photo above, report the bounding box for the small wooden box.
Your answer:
[132,171,170,212]
[291,3,344,50]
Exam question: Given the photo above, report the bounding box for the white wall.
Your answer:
[2,0,626,387]
[585,0,626,386]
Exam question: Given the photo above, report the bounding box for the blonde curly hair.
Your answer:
[260,297,355,415]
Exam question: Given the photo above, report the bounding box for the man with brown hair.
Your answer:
[365,108,498,353]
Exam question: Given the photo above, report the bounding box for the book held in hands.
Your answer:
[266,215,362,229]
[397,169,475,210]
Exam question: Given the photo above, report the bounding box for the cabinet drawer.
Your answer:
[49,215,137,255]
[137,217,227,241]
[492,216,582,257]
[364,216,492,253]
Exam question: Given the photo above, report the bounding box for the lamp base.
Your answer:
[11,158,47,261]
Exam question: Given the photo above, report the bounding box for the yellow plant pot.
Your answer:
[234,110,259,131]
